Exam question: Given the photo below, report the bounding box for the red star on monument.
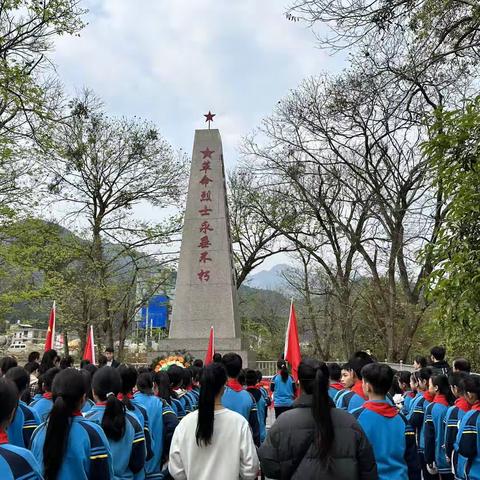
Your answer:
[201,147,215,159]
[204,111,215,129]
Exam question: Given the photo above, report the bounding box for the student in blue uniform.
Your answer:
[0,377,43,479]
[327,363,345,402]
[336,357,371,413]
[133,372,166,478]
[4,367,40,448]
[270,360,296,418]
[31,367,60,422]
[245,369,267,444]
[79,369,96,414]
[453,374,480,480]
[424,374,455,479]
[398,371,416,415]
[407,367,436,480]
[444,372,470,466]
[168,366,192,417]
[256,370,271,424]
[352,363,421,480]
[30,367,114,479]
[221,353,260,447]
[85,366,146,480]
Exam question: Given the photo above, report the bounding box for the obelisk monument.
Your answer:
[155,114,250,363]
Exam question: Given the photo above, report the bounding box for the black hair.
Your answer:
[431,374,455,405]
[59,356,74,369]
[167,365,184,388]
[277,359,289,382]
[212,353,222,363]
[190,366,202,384]
[84,363,98,377]
[0,378,19,428]
[298,359,334,460]
[195,363,227,446]
[137,372,154,393]
[105,347,114,353]
[449,371,469,394]
[430,346,446,361]
[193,359,204,368]
[28,351,40,363]
[5,366,29,394]
[222,353,242,378]
[154,371,171,403]
[256,370,263,382]
[398,371,411,386]
[97,354,107,367]
[414,356,428,368]
[44,368,86,480]
[42,367,60,392]
[79,369,93,401]
[80,359,91,369]
[0,356,18,375]
[361,363,393,396]
[412,367,432,388]
[92,366,126,441]
[137,366,150,375]
[237,369,246,386]
[347,356,373,380]
[245,369,258,387]
[327,363,341,382]
[454,358,471,373]
[118,364,138,411]
[463,375,480,396]
[24,361,40,375]
[182,368,193,389]
[40,349,58,374]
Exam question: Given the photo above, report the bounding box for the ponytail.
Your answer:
[43,369,86,480]
[118,364,138,411]
[277,359,288,382]
[196,363,227,446]
[92,366,126,441]
[298,359,334,460]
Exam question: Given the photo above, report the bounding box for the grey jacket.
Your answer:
[258,394,378,480]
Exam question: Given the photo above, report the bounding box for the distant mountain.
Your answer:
[245,264,292,292]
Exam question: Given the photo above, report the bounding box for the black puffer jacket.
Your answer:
[430,360,451,376]
[258,394,378,480]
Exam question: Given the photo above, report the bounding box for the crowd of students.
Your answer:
[0,346,479,479]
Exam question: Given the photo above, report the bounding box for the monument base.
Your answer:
[149,338,256,368]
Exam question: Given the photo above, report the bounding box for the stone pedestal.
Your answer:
[154,128,253,366]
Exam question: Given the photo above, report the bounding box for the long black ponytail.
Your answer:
[277,359,288,382]
[92,366,126,441]
[195,363,227,446]
[298,359,334,460]
[118,364,138,411]
[432,374,456,405]
[43,368,86,480]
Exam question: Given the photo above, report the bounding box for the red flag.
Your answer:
[44,302,56,352]
[284,300,301,381]
[83,325,96,365]
[204,326,215,365]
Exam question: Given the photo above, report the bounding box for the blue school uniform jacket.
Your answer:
[335,389,365,413]
[271,374,295,407]
[328,383,344,403]
[85,405,146,480]
[247,387,267,443]
[353,400,421,480]
[81,398,96,414]
[0,442,43,479]
[407,392,431,453]
[424,399,451,474]
[133,392,164,479]
[29,394,42,406]
[125,402,154,463]
[445,401,469,465]
[7,401,40,449]
[31,396,53,422]
[222,385,261,446]
[30,415,114,479]
[454,408,480,480]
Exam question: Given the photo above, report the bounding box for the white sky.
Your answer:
[50,0,345,273]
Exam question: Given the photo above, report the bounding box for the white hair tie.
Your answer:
[106,392,115,398]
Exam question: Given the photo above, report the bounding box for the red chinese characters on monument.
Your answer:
[197,144,215,282]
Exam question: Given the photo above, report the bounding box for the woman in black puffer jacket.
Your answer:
[258,359,378,480]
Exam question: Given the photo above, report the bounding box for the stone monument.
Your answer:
[154,113,252,365]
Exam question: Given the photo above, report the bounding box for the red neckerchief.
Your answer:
[226,379,243,392]
[330,382,344,391]
[117,393,133,400]
[351,380,367,400]
[364,401,398,418]
[186,386,193,391]
[434,394,449,407]
[43,392,53,400]
[470,401,480,411]
[422,391,435,402]
[95,401,107,406]
[405,391,416,398]
[0,430,8,444]
[455,397,471,412]
[72,411,83,417]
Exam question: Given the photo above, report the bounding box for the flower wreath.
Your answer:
[151,350,195,372]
